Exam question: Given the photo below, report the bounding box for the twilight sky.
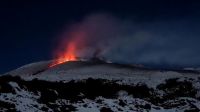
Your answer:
[0,0,200,73]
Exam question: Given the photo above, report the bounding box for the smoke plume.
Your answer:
[54,13,200,68]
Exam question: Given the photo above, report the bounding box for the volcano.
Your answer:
[0,59,200,112]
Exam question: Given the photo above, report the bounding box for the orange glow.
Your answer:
[49,28,86,67]
[49,42,77,67]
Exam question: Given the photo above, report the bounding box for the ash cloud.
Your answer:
[56,13,200,68]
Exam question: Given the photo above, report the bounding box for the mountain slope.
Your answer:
[1,60,200,112]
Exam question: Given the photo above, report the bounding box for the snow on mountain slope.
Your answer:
[6,60,52,77]
[6,60,199,88]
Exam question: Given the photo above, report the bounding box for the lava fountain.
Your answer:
[49,41,78,67]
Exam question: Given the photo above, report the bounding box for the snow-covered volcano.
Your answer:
[1,60,200,112]
[6,60,199,87]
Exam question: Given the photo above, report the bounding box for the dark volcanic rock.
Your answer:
[0,75,199,112]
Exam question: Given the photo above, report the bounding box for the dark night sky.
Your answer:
[0,0,200,73]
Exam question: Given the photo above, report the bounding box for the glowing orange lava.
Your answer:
[49,42,77,67]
